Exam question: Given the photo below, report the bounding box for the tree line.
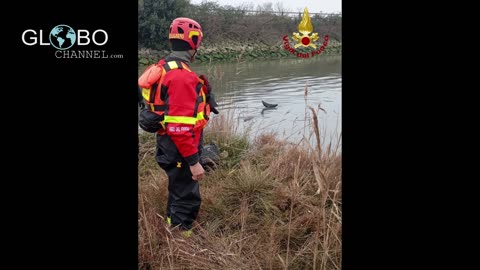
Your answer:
[138,0,342,50]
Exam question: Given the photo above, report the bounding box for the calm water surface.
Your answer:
[139,56,341,148]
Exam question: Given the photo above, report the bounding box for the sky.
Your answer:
[190,0,342,14]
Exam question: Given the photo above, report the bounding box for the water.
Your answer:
[139,56,341,148]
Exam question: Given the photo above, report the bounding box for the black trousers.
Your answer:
[155,134,202,230]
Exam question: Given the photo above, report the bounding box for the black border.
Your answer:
[5,1,138,267]
[341,0,466,268]
[342,0,412,268]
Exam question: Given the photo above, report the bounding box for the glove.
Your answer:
[208,93,219,114]
[199,74,219,114]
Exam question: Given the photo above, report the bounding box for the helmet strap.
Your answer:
[190,49,198,61]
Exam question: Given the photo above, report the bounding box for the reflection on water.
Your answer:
[139,56,341,148]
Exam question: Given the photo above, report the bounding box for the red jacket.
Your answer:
[139,58,211,165]
[159,59,210,165]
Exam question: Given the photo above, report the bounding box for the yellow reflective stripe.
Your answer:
[189,31,200,38]
[164,115,196,124]
[141,88,150,101]
[149,104,155,111]
[167,61,178,70]
[163,112,204,125]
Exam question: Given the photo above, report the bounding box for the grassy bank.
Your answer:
[138,39,342,65]
[138,106,342,269]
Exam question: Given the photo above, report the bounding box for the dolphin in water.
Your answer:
[262,100,278,108]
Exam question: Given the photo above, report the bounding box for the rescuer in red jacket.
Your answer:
[139,17,218,236]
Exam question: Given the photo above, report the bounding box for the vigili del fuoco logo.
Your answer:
[283,7,329,58]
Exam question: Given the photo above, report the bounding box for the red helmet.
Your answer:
[169,17,203,50]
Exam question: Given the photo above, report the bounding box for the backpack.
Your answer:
[138,60,191,133]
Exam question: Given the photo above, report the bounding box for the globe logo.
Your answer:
[49,25,76,50]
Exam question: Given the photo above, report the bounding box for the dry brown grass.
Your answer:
[138,106,342,269]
